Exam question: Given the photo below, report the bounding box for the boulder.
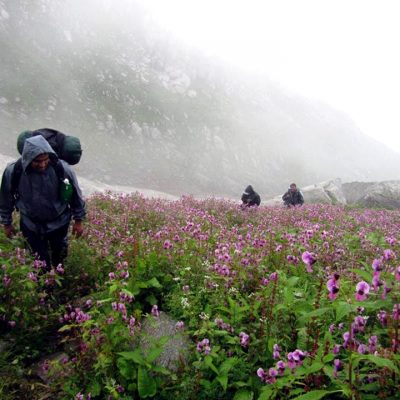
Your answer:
[342,181,376,204]
[357,181,400,209]
[264,178,346,206]
[138,312,189,372]
[302,179,346,205]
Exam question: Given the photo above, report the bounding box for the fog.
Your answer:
[1,0,400,198]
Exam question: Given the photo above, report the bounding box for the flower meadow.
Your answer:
[1,192,399,399]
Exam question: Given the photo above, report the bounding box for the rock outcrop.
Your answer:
[264,179,346,206]
[138,312,189,372]
[346,181,400,209]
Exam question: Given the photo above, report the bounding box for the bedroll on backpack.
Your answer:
[17,128,82,165]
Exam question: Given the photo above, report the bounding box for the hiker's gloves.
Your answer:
[4,224,16,238]
[72,220,84,237]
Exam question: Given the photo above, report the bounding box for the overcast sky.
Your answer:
[143,0,400,154]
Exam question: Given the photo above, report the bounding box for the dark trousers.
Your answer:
[20,221,69,270]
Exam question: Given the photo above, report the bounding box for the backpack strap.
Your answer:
[52,159,65,182]
[10,158,23,200]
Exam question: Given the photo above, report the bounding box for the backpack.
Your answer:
[17,128,82,165]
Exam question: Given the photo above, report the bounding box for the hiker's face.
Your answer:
[31,153,50,172]
[290,185,297,192]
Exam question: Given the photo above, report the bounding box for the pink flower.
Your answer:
[269,272,278,281]
[395,266,400,281]
[28,272,38,282]
[357,344,367,354]
[276,360,286,375]
[267,368,278,383]
[197,338,211,355]
[2,275,11,286]
[163,240,173,249]
[257,367,267,382]
[327,275,340,300]
[333,359,343,377]
[273,344,280,359]
[372,258,383,271]
[383,249,396,260]
[377,310,387,326]
[393,304,400,321]
[151,305,160,317]
[333,344,341,354]
[368,335,378,353]
[355,281,370,301]
[239,332,250,348]
[301,251,316,272]
[56,264,65,274]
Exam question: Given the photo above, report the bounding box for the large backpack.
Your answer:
[17,128,82,165]
[12,128,80,202]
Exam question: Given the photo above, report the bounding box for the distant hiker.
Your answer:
[282,183,304,207]
[0,135,86,270]
[241,185,261,208]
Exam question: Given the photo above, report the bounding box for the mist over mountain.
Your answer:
[1,0,400,198]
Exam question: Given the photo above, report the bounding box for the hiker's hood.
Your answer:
[21,135,58,171]
[244,185,255,195]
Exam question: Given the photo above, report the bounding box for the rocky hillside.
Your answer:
[1,0,400,198]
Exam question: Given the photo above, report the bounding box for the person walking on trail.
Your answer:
[282,183,304,207]
[0,135,86,270]
[241,185,261,208]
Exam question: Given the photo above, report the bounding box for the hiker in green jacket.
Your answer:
[0,135,86,270]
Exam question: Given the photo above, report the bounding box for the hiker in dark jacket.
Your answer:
[282,183,304,207]
[241,185,261,207]
[0,135,86,269]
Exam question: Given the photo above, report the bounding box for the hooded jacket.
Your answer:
[241,185,261,207]
[0,135,86,233]
[282,187,304,206]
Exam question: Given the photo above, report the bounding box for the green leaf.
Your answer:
[145,277,162,288]
[219,357,239,375]
[58,325,72,332]
[258,386,275,400]
[146,346,165,364]
[118,350,145,365]
[138,366,157,398]
[335,302,358,321]
[151,365,170,375]
[353,268,372,283]
[204,355,219,375]
[109,284,119,294]
[87,379,102,396]
[117,359,135,380]
[287,276,300,287]
[302,362,324,374]
[322,353,335,363]
[233,389,254,400]
[217,374,228,391]
[353,354,399,373]
[299,307,331,323]
[293,390,340,400]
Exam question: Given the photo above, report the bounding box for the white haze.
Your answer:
[144,0,400,154]
[1,0,400,198]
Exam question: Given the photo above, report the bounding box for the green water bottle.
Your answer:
[60,178,73,202]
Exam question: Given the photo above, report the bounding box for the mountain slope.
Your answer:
[1,0,399,197]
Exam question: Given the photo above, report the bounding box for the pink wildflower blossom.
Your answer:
[355,281,370,301]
